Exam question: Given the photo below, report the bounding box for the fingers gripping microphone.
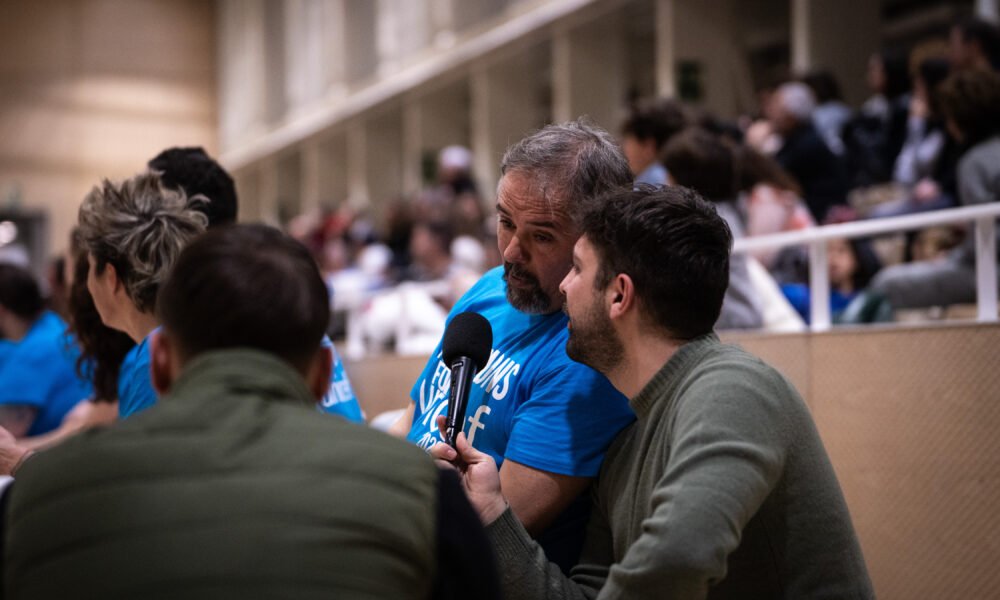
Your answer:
[441,312,493,449]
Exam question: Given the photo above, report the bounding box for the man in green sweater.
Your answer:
[3,224,498,599]
[433,186,874,598]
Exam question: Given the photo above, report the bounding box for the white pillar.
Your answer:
[217,0,269,151]
[551,16,626,130]
[257,158,280,225]
[300,140,323,216]
[667,0,755,117]
[790,0,880,105]
[322,0,349,98]
[402,101,423,194]
[655,0,676,98]
[365,113,404,221]
[470,52,546,202]
[347,121,369,210]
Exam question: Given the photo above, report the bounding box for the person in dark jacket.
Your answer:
[1,224,498,600]
[766,81,851,223]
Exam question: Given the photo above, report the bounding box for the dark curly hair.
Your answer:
[67,231,135,402]
[938,67,1000,146]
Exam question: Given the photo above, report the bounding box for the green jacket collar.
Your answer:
[166,348,319,409]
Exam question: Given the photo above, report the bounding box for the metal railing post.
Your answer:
[809,239,830,332]
[975,216,998,322]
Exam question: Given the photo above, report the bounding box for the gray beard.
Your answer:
[503,263,553,314]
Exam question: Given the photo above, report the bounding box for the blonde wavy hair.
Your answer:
[78,171,208,313]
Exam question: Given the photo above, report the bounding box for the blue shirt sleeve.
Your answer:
[504,360,634,477]
[118,336,158,419]
[317,336,365,423]
[0,315,92,435]
[0,348,54,409]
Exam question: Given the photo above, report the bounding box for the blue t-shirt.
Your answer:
[780,283,857,324]
[0,311,92,435]
[317,336,364,423]
[0,340,13,369]
[118,331,156,418]
[407,267,635,477]
[119,331,364,423]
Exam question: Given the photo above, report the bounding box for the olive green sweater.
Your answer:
[488,334,873,599]
[4,349,441,600]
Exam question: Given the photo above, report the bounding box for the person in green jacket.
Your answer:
[433,186,874,599]
[3,224,498,600]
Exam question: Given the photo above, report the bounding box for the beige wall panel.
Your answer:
[0,0,216,259]
[808,325,1000,600]
[344,354,429,419]
[722,332,811,405]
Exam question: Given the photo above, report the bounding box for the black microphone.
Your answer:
[441,312,493,449]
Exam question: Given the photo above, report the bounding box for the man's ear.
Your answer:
[608,273,636,321]
[305,345,334,402]
[150,330,176,396]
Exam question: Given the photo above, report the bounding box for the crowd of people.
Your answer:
[0,15,997,599]
[298,16,1000,335]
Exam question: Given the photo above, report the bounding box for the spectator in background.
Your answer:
[620,97,688,186]
[802,70,853,156]
[888,55,954,200]
[844,49,911,187]
[781,238,882,324]
[759,81,850,223]
[949,16,1000,72]
[662,128,764,330]
[13,230,135,451]
[0,263,91,437]
[77,173,208,418]
[869,68,1000,310]
[405,220,455,283]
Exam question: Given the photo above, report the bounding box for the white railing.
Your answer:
[733,204,1000,332]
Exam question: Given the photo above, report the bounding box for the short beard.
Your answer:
[503,262,554,315]
[565,298,625,375]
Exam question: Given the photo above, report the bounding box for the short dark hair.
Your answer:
[661,128,736,201]
[582,185,732,340]
[500,119,632,227]
[938,67,1000,145]
[0,263,43,321]
[917,57,952,117]
[156,224,329,370]
[621,98,688,151]
[148,147,238,227]
[954,16,1000,69]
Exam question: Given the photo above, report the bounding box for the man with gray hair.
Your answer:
[766,81,850,222]
[390,120,636,571]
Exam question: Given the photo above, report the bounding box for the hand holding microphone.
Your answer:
[441,312,493,449]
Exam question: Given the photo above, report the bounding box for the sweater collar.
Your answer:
[166,348,318,408]
[629,333,720,417]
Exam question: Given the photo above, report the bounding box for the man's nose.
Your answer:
[503,235,526,264]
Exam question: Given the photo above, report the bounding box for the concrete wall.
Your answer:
[0,0,217,260]
[347,322,1000,599]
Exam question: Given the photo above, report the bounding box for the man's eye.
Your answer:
[534,233,553,243]
[498,218,514,229]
